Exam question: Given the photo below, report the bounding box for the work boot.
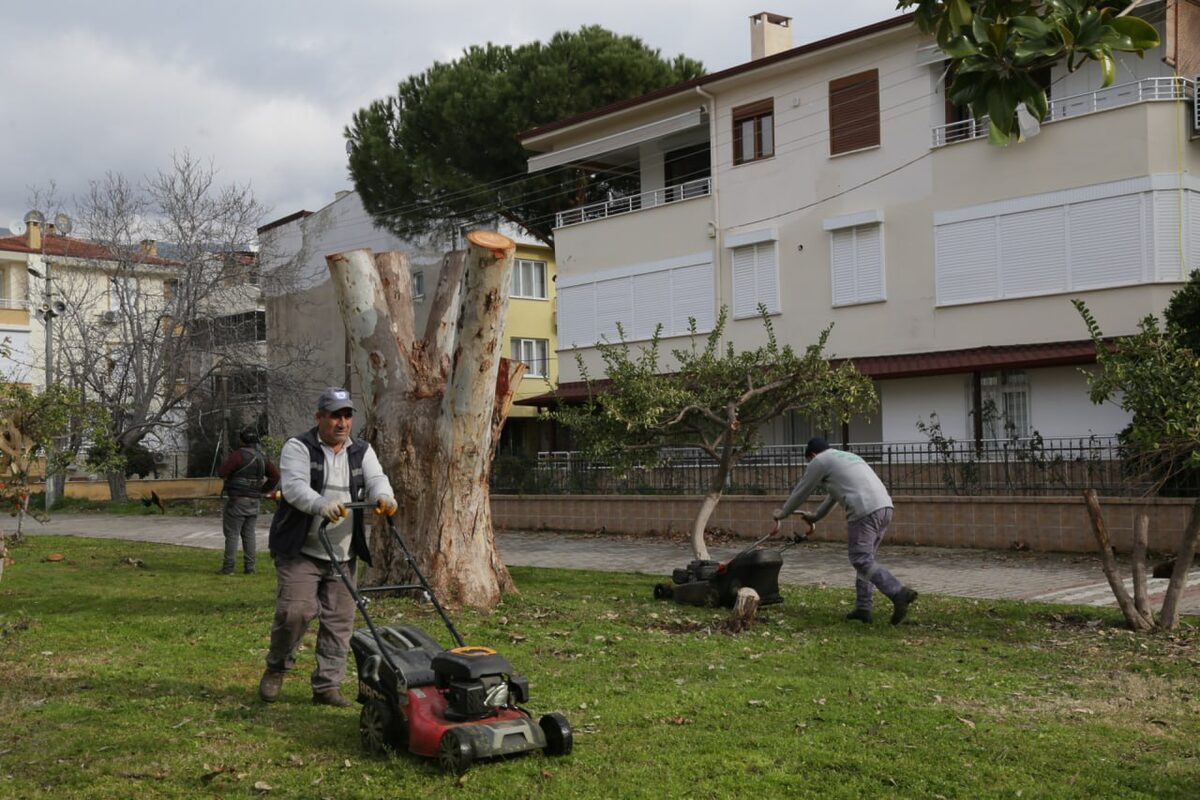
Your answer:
[258,670,284,703]
[311,689,352,708]
[845,608,873,624]
[216,568,234,575]
[890,587,919,626]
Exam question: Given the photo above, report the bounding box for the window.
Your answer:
[980,371,1031,439]
[206,310,267,346]
[664,145,711,200]
[162,278,179,304]
[110,275,138,311]
[412,271,425,300]
[827,221,885,306]
[829,69,880,155]
[732,99,774,165]
[512,338,549,377]
[555,257,714,348]
[512,259,547,299]
[731,241,780,318]
[935,182,1197,306]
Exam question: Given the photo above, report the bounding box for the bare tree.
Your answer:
[326,231,523,609]
[42,152,311,499]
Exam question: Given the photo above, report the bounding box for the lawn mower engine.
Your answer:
[351,625,572,775]
[653,548,785,608]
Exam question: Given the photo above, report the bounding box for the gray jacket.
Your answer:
[778,448,892,522]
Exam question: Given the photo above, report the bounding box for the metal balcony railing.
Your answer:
[555,177,712,229]
[932,76,1196,147]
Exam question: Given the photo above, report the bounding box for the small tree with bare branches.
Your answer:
[554,306,878,560]
[1075,299,1200,631]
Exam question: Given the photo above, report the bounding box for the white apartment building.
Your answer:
[520,5,1200,447]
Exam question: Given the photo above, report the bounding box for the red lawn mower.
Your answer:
[317,503,572,775]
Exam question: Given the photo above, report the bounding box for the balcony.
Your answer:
[555,177,712,229]
[932,76,1195,147]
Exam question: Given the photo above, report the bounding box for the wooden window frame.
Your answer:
[829,69,880,156]
[732,99,775,165]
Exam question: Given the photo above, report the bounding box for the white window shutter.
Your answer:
[855,224,884,303]
[632,271,671,340]
[594,277,632,341]
[755,242,780,313]
[556,285,593,348]
[731,245,758,318]
[998,207,1067,298]
[936,218,998,305]
[671,263,714,334]
[1069,194,1143,289]
[830,229,856,306]
[1152,190,1182,281]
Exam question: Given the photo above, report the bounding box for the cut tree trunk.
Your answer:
[1131,513,1151,623]
[1157,497,1200,630]
[326,231,519,609]
[728,587,760,632]
[1082,489,1154,631]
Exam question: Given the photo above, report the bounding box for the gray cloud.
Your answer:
[0,0,903,231]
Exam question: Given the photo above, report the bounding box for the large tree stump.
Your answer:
[326,231,520,608]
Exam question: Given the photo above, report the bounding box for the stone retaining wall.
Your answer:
[491,494,1196,555]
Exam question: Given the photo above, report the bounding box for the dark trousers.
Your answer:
[221,496,260,572]
[847,507,902,611]
[266,553,357,693]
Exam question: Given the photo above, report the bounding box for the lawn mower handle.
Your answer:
[318,501,466,649]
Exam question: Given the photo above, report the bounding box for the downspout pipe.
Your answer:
[695,86,722,319]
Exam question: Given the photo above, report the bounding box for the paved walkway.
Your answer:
[26,513,1200,613]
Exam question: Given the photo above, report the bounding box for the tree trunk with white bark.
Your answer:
[325,231,519,608]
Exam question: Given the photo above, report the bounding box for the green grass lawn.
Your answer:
[1,535,1197,799]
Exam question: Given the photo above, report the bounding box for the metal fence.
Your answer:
[490,436,1195,497]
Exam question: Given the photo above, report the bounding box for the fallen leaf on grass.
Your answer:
[663,716,692,725]
[288,754,305,766]
[508,633,528,643]
[957,717,976,729]
[541,769,553,779]
[200,764,231,784]
[253,781,273,792]
[45,553,65,562]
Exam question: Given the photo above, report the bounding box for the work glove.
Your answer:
[374,495,398,517]
[771,507,786,521]
[268,490,282,502]
[318,500,347,523]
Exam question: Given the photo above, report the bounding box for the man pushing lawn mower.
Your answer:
[773,437,918,625]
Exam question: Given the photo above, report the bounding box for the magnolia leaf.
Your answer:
[948,0,973,30]
[1107,15,1160,52]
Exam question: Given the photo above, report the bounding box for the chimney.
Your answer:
[26,219,41,249]
[140,239,157,257]
[750,12,792,60]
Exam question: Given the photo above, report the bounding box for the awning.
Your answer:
[516,340,1103,407]
[526,108,706,174]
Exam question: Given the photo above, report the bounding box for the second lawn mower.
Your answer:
[317,502,572,775]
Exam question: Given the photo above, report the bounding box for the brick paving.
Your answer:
[28,513,1200,614]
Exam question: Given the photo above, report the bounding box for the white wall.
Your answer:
[880,374,969,442]
[1031,365,1132,438]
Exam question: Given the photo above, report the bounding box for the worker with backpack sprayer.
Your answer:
[216,428,280,575]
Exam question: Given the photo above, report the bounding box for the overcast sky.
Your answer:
[0,0,905,235]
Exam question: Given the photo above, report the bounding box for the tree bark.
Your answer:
[691,491,722,561]
[107,470,128,502]
[1082,489,1154,631]
[1131,513,1152,623]
[326,231,518,609]
[1157,497,1200,631]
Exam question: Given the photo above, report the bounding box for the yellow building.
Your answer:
[499,240,558,455]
